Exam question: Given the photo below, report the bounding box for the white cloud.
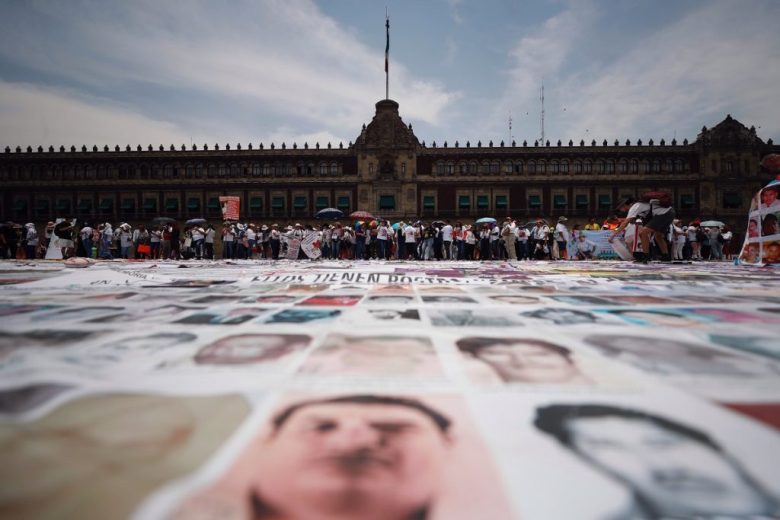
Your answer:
[557,1,780,141]
[493,0,780,143]
[0,81,192,147]
[481,1,599,141]
[0,0,459,146]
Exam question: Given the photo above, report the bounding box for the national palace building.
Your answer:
[1,98,778,228]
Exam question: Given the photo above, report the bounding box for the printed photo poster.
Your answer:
[0,392,251,519]
[219,196,241,221]
[161,393,515,520]
[740,177,780,265]
[300,232,322,259]
[285,238,301,260]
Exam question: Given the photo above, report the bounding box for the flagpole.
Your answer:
[385,12,389,100]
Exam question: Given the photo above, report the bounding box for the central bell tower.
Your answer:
[353,100,421,217]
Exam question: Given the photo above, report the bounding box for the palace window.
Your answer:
[680,193,696,209]
[495,195,508,209]
[561,161,569,174]
[379,195,396,210]
[528,161,536,174]
[550,161,560,174]
[553,194,567,209]
[583,161,592,173]
[722,192,741,209]
[423,195,435,210]
[458,195,470,209]
[575,194,589,209]
[630,160,639,173]
[605,161,615,173]
[573,161,582,174]
[652,160,661,173]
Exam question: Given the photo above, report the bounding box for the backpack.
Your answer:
[639,191,672,208]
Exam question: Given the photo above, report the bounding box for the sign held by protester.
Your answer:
[301,233,322,259]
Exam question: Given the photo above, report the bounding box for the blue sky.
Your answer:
[1,0,778,149]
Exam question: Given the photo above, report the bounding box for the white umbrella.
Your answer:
[700,220,725,228]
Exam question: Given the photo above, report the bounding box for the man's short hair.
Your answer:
[456,337,571,360]
[272,394,452,435]
[534,404,721,451]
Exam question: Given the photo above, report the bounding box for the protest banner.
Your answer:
[219,196,240,221]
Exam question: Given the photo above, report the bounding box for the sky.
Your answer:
[1,0,778,149]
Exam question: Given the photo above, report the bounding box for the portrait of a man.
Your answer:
[534,404,779,519]
[175,394,512,519]
[456,337,592,385]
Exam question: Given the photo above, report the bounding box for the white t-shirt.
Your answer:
[377,225,389,240]
[627,202,651,220]
[687,226,698,242]
[120,231,133,248]
[441,224,453,241]
[555,223,570,242]
[404,225,416,243]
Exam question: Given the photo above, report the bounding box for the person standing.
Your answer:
[376,220,390,259]
[501,217,517,260]
[464,225,476,260]
[79,223,93,258]
[479,224,492,260]
[119,224,132,259]
[671,219,685,261]
[204,225,215,259]
[441,220,453,260]
[516,225,529,260]
[403,222,417,260]
[191,226,205,259]
[555,216,570,260]
[531,218,550,260]
[222,224,235,259]
[354,223,365,260]
[24,223,38,259]
[269,224,281,260]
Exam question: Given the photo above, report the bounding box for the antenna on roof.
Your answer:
[508,112,513,143]
[540,80,545,144]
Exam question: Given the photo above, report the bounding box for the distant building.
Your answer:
[1,100,776,227]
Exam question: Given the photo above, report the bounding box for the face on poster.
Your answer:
[260,308,341,324]
[0,393,250,520]
[533,403,780,518]
[298,334,442,378]
[455,336,594,386]
[191,334,312,366]
[521,307,600,325]
[582,333,780,378]
[427,309,526,328]
[172,394,513,520]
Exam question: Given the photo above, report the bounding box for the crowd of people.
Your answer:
[0,211,739,262]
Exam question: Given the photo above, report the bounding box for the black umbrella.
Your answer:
[0,221,17,230]
[185,218,208,228]
[150,216,177,227]
[315,208,344,220]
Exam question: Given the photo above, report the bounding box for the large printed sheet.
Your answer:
[1,259,779,519]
